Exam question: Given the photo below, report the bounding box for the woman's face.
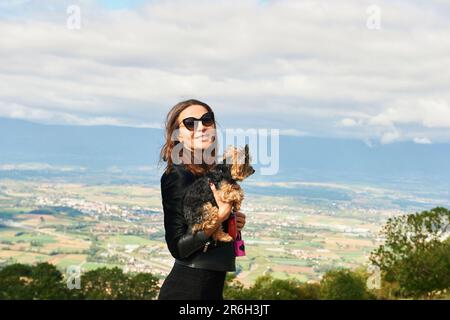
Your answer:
[177,105,216,151]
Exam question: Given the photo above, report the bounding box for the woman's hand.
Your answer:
[209,183,232,223]
[235,211,246,232]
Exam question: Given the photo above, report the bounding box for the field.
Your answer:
[1,178,445,287]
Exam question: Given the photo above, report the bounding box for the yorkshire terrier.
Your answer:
[183,144,255,242]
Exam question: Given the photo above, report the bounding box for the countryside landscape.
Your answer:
[1,116,449,299]
[1,169,447,288]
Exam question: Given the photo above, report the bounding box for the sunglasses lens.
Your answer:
[183,118,195,130]
[202,114,214,126]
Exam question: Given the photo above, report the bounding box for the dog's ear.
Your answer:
[245,144,249,165]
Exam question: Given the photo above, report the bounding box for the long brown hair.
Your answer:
[159,99,217,176]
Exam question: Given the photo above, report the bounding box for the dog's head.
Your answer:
[222,144,255,181]
[206,162,234,188]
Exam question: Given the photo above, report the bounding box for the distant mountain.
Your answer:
[1,117,449,189]
[0,117,163,168]
[279,135,450,187]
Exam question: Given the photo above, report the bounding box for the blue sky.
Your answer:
[96,0,147,10]
[0,0,450,144]
[96,0,270,10]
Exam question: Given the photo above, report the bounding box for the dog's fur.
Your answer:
[183,144,255,242]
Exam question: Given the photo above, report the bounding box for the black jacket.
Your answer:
[160,164,236,272]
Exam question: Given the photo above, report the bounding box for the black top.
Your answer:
[160,164,236,272]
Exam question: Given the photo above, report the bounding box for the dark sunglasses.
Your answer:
[180,112,215,131]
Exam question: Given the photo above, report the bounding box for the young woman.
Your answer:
[157,99,246,300]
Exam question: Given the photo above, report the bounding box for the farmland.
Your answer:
[0,177,445,287]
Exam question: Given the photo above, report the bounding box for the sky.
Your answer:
[1,0,450,144]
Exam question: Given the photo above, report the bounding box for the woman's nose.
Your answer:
[195,121,206,132]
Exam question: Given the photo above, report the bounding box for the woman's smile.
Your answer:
[195,133,211,141]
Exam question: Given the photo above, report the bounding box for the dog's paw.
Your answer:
[217,234,233,242]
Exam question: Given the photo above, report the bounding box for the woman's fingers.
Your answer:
[235,211,246,219]
[235,211,246,231]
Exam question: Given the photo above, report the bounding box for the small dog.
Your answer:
[183,144,255,242]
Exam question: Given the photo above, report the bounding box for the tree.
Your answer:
[129,273,160,300]
[0,263,160,300]
[29,263,71,299]
[223,274,321,300]
[370,207,450,298]
[0,263,34,299]
[79,267,131,299]
[223,273,249,299]
[320,269,372,300]
[0,263,71,299]
[79,268,160,300]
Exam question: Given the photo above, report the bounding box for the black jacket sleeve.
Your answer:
[160,166,211,260]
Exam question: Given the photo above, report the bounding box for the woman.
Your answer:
[157,99,246,300]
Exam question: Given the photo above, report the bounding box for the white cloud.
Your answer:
[0,163,86,172]
[338,118,360,127]
[279,129,309,137]
[0,0,449,143]
[413,137,432,144]
[0,102,163,128]
[381,129,401,144]
[370,99,450,128]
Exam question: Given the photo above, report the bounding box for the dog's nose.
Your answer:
[232,184,240,190]
[252,169,255,174]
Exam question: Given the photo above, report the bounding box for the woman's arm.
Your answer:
[160,168,212,260]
